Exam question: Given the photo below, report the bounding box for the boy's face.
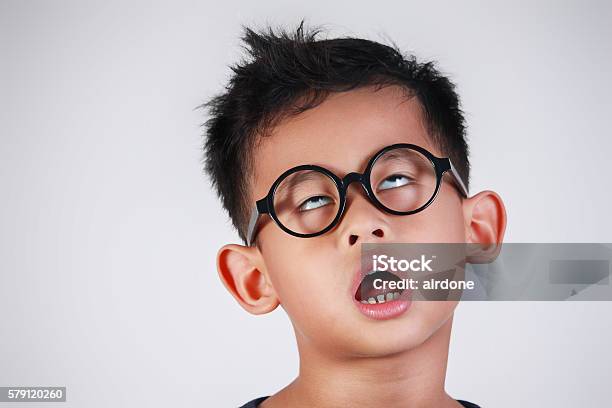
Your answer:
[230,85,502,356]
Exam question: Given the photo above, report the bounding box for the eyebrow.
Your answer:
[375,150,424,166]
[273,170,329,198]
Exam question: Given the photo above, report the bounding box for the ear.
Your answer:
[216,244,279,315]
[462,190,507,263]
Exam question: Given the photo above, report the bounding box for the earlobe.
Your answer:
[216,244,280,315]
[463,191,507,262]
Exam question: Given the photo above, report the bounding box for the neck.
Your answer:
[272,317,458,408]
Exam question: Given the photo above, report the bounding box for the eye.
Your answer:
[298,195,333,212]
[378,174,412,191]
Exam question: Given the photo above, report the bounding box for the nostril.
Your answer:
[372,229,384,238]
[349,235,358,245]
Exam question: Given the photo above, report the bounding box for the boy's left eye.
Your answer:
[298,195,333,212]
[377,175,411,191]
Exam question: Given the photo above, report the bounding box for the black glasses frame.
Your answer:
[246,143,468,246]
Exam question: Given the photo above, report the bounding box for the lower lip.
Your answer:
[353,297,412,320]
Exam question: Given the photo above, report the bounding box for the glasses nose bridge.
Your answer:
[341,171,369,194]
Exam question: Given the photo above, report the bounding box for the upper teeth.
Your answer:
[360,291,401,304]
[366,270,377,275]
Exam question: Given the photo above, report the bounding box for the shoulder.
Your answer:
[238,396,477,408]
[457,399,482,408]
[238,396,269,408]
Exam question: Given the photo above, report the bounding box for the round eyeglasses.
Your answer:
[246,143,468,245]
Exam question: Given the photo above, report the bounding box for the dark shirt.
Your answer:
[239,396,481,407]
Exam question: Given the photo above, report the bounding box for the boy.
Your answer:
[201,21,506,408]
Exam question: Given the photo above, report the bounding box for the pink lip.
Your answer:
[354,297,412,320]
[350,266,412,320]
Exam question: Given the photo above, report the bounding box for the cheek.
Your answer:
[405,301,458,338]
[394,190,465,242]
[260,237,342,324]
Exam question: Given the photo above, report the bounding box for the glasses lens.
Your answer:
[272,169,341,235]
[370,147,437,212]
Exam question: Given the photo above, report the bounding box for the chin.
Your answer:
[334,327,432,358]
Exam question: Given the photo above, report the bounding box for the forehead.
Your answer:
[252,85,440,199]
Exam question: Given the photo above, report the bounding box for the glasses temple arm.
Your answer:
[448,160,469,198]
[246,206,261,246]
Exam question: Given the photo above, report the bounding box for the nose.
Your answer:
[339,183,390,247]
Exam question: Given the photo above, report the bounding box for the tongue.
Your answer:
[355,270,403,301]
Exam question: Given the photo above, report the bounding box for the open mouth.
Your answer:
[354,270,405,304]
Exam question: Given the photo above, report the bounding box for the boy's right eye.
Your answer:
[298,195,333,212]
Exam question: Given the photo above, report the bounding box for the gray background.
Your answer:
[1,1,611,407]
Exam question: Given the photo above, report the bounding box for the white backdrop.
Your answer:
[1,1,611,407]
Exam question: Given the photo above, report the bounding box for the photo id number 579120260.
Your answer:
[0,387,66,402]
